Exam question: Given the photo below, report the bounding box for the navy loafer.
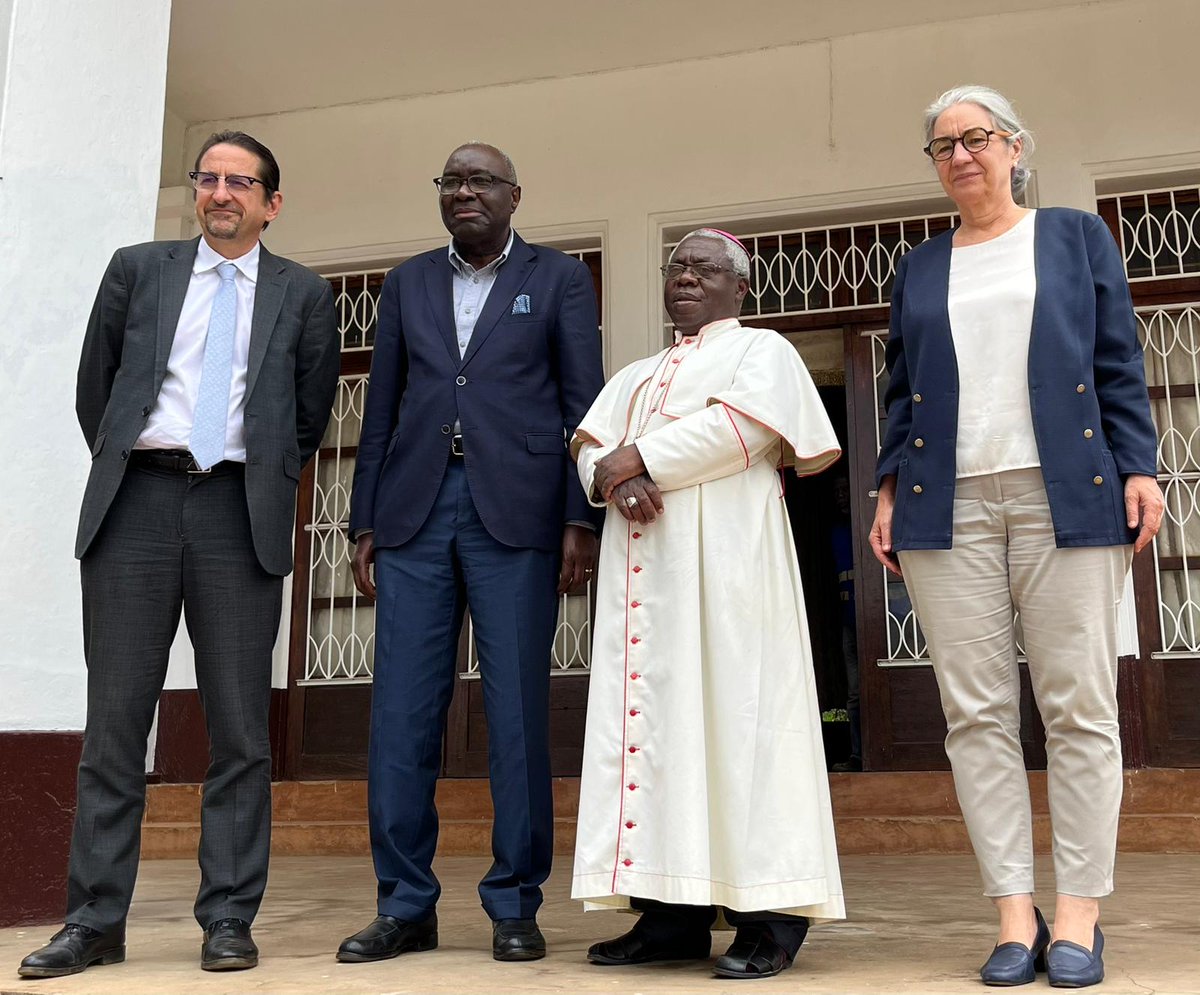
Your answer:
[1047,925,1104,988]
[980,907,1050,986]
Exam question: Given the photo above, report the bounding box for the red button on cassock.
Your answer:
[632,532,641,539]
[629,709,640,716]
[623,859,633,866]
[632,565,643,573]
[627,783,638,791]
[630,672,641,680]
[628,746,638,753]
[631,601,641,608]
[625,821,636,829]
[671,358,681,364]
[630,636,641,645]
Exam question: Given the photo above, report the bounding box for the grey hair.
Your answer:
[672,228,751,278]
[923,84,1035,198]
[452,141,518,184]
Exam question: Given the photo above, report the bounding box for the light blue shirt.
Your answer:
[448,227,515,358]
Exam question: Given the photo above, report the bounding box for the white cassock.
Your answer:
[570,317,846,921]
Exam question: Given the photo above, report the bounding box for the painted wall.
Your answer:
[0,0,171,730]
[171,0,1200,375]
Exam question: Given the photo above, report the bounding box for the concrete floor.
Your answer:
[2,854,1198,995]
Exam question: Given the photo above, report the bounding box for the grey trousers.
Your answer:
[67,461,282,931]
[899,468,1131,898]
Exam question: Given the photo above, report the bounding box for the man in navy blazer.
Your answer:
[339,143,605,964]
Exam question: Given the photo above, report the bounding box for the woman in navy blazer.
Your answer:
[870,86,1162,989]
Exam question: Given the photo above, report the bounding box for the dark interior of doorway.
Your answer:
[781,384,858,769]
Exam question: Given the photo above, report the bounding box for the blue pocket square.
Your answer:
[512,294,532,315]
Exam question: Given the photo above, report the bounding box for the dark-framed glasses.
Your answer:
[189,171,267,193]
[433,173,517,195]
[923,127,1008,162]
[660,261,734,281]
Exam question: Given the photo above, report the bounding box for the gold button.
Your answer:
[913,484,923,494]
[914,438,925,448]
[913,393,923,403]
[1093,475,1103,485]
[1084,429,1094,439]
[1076,384,1086,394]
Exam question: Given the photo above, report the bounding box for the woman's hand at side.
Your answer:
[1125,473,1165,555]
[869,475,903,577]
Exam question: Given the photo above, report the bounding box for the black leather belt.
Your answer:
[130,450,239,475]
[450,434,465,457]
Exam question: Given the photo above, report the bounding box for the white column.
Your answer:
[0,0,171,731]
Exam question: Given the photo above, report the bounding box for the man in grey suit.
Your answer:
[18,131,340,979]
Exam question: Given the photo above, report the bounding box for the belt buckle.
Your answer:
[451,434,464,457]
[185,453,211,475]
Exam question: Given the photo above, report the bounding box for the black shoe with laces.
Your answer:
[18,923,126,978]
[201,917,258,971]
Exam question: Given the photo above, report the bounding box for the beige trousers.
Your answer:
[898,468,1132,898]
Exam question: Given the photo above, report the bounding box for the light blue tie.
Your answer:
[190,261,238,469]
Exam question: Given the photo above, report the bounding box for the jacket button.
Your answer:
[120,450,129,461]
[456,375,467,386]
[1084,429,1094,439]
[914,438,925,448]
[912,484,923,494]
[142,405,152,417]
[441,424,451,434]
[1077,384,1086,394]
[913,393,923,403]
[1093,475,1103,485]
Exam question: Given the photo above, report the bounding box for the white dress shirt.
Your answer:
[136,238,259,462]
[948,210,1040,478]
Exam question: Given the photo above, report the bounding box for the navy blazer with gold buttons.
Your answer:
[876,207,1158,550]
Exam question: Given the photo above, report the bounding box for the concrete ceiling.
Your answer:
[166,0,1094,123]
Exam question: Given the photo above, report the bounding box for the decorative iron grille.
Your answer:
[1138,302,1200,655]
[1100,185,1200,282]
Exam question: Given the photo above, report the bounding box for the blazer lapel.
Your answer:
[155,239,199,394]
[424,254,460,364]
[460,235,537,369]
[244,245,288,403]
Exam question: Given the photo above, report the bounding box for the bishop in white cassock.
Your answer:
[570,230,847,981]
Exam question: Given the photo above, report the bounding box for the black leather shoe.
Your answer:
[337,914,438,963]
[587,924,711,966]
[201,918,258,971]
[713,928,796,979]
[981,907,1050,986]
[18,923,126,978]
[493,918,546,961]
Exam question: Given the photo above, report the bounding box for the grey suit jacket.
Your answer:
[75,237,341,576]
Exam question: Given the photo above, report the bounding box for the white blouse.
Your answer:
[948,210,1040,478]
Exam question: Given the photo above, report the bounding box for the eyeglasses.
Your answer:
[189,171,267,193]
[433,173,517,195]
[923,127,1009,162]
[660,261,734,281]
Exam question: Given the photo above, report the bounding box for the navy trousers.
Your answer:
[368,460,559,921]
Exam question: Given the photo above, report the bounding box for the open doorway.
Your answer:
[781,384,860,771]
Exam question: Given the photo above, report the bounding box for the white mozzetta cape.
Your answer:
[570,318,846,920]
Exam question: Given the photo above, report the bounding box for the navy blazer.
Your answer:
[877,207,1158,550]
[349,232,605,551]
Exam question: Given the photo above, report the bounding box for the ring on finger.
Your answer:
[625,495,638,508]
